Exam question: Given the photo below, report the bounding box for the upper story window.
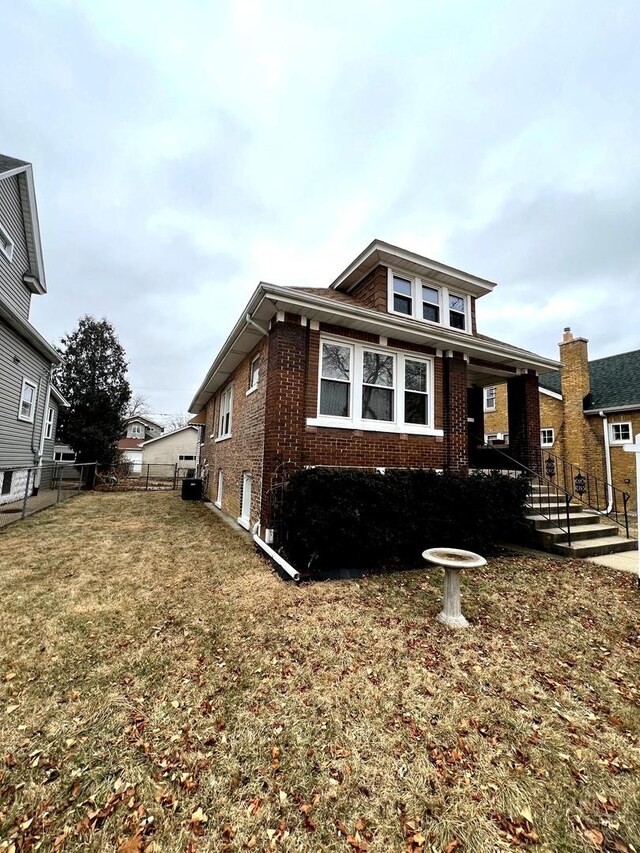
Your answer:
[540,428,554,447]
[610,422,632,445]
[217,385,233,439]
[45,405,55,440]
[18,379,37,422]
[313,337,441,435]
[0,224,13,262]
[131,423,143,437]
[248,355,260,393]
[483,386,496,412]
[387,269,470,332]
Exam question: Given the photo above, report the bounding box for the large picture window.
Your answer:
[311,338,441,435]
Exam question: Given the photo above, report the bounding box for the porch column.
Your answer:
[444,353,468,473]
[467,385,484,468]
[507,372,541,473]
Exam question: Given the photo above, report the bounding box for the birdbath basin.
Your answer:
[422,547,486,628]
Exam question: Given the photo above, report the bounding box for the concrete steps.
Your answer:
[525,487,637,558]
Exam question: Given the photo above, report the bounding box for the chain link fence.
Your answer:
[94,462,197,492]
[0,462,97,527]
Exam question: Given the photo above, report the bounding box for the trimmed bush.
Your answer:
[278,468,530,575]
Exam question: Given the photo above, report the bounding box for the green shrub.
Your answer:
[278,468,530,575]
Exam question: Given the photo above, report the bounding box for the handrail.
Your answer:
[541,450,630,538]
[470,435,574,545]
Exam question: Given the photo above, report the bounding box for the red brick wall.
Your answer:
[200,337,268,525]
[507,373,542,473]
[348,265,388,312]
[443,355,468,472]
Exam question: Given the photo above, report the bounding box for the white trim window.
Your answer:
[18,379,37,422]
[483,386,496,412]
[311,337,440,435]
[0,224,13,262]
[217,385,233,439]
[387,268,470,332]
[610,422,632,445]
[540,428,554,447]
[131,423,143,437]
[45,405,55,439]
[178,454,196,461]
[247,355,260,393]
[215,469,223,508]
[238,471,252,529]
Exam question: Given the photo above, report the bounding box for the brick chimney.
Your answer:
[559,327,591,468]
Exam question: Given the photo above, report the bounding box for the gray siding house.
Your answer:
[0,154,67,505]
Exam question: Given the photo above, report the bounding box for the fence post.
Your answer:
[145,465,150,491]
[57,465,62,503]
[21,468,32,519]
[173,463,178,491]
[77,466,82,494]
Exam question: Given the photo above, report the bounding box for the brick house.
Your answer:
[189,240,559,536]
[484,328,640,512]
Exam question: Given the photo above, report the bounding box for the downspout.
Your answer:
[252,522,300,582]
[599,411,614,514]
[34,371,52,491]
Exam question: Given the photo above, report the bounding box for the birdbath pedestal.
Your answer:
[422,547,486,628]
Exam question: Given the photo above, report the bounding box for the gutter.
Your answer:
[584,403,640,415]
[599,411,614,513]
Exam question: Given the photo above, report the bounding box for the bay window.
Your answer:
[312,338,441,435]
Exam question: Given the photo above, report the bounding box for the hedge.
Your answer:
[277,467,530,575]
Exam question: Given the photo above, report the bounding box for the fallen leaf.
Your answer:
[583,828,604,848]
[520,806,534,824]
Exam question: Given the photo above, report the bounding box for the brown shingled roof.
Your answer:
[287,286,370,309]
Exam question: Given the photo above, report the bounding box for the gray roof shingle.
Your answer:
[540,349,640,410]
[0,154,29,175]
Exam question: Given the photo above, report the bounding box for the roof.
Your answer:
[118,438,144,450]
[0,154,29,174]
[0,295,60,363]
[141,425,198,447]
[190,278,559,413]
[540,349,640,411]
[0,153,46,293]
[330,239,497,297]
[124,415,164,430]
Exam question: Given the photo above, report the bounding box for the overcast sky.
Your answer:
[3,0,639,420]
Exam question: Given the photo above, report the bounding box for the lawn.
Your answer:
[0,492,639,853]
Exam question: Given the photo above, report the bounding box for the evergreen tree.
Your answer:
[54,316,131,466]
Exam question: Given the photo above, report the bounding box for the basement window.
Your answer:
[610,422,632,445]
[1,471,13,495]
[0,224,13,261]
[540,428,554,447]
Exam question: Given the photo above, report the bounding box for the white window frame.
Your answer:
[215,469,223,508]
[238,471,252,529]
[0,224,14,262]
[386,268,471,333]
[483,386,496,412]
[131,423,143,437]
[540,428,554,447]
[610,422,632,445]
[247,355,260,395]
[308,336,442,436]
[45,405,55,440]
[18,378,37,423]
[216,385,233,440]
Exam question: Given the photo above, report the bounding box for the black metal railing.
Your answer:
[471,437,575,546]
[541,450,630,537]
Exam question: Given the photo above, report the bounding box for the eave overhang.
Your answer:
[189,284,560,413]
[0,297,60,363]
[0,163,47,293]
[329,239,497,298]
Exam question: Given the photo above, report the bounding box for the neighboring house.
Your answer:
[0,154,68,506]
[189,239,559,534]
[117,437,144,473]
[122,415,164,441]
[141,426,199,474]
[484,328,640,511]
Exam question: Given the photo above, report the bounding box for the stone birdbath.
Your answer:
[422,547,486,628]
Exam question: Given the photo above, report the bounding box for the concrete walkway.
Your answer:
[0,487,81,529]
[586,549,640,575]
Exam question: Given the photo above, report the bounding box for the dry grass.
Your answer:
[0,492,639,853]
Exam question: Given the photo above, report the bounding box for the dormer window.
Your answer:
[387,269,470,332]
[0,224,13,262]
